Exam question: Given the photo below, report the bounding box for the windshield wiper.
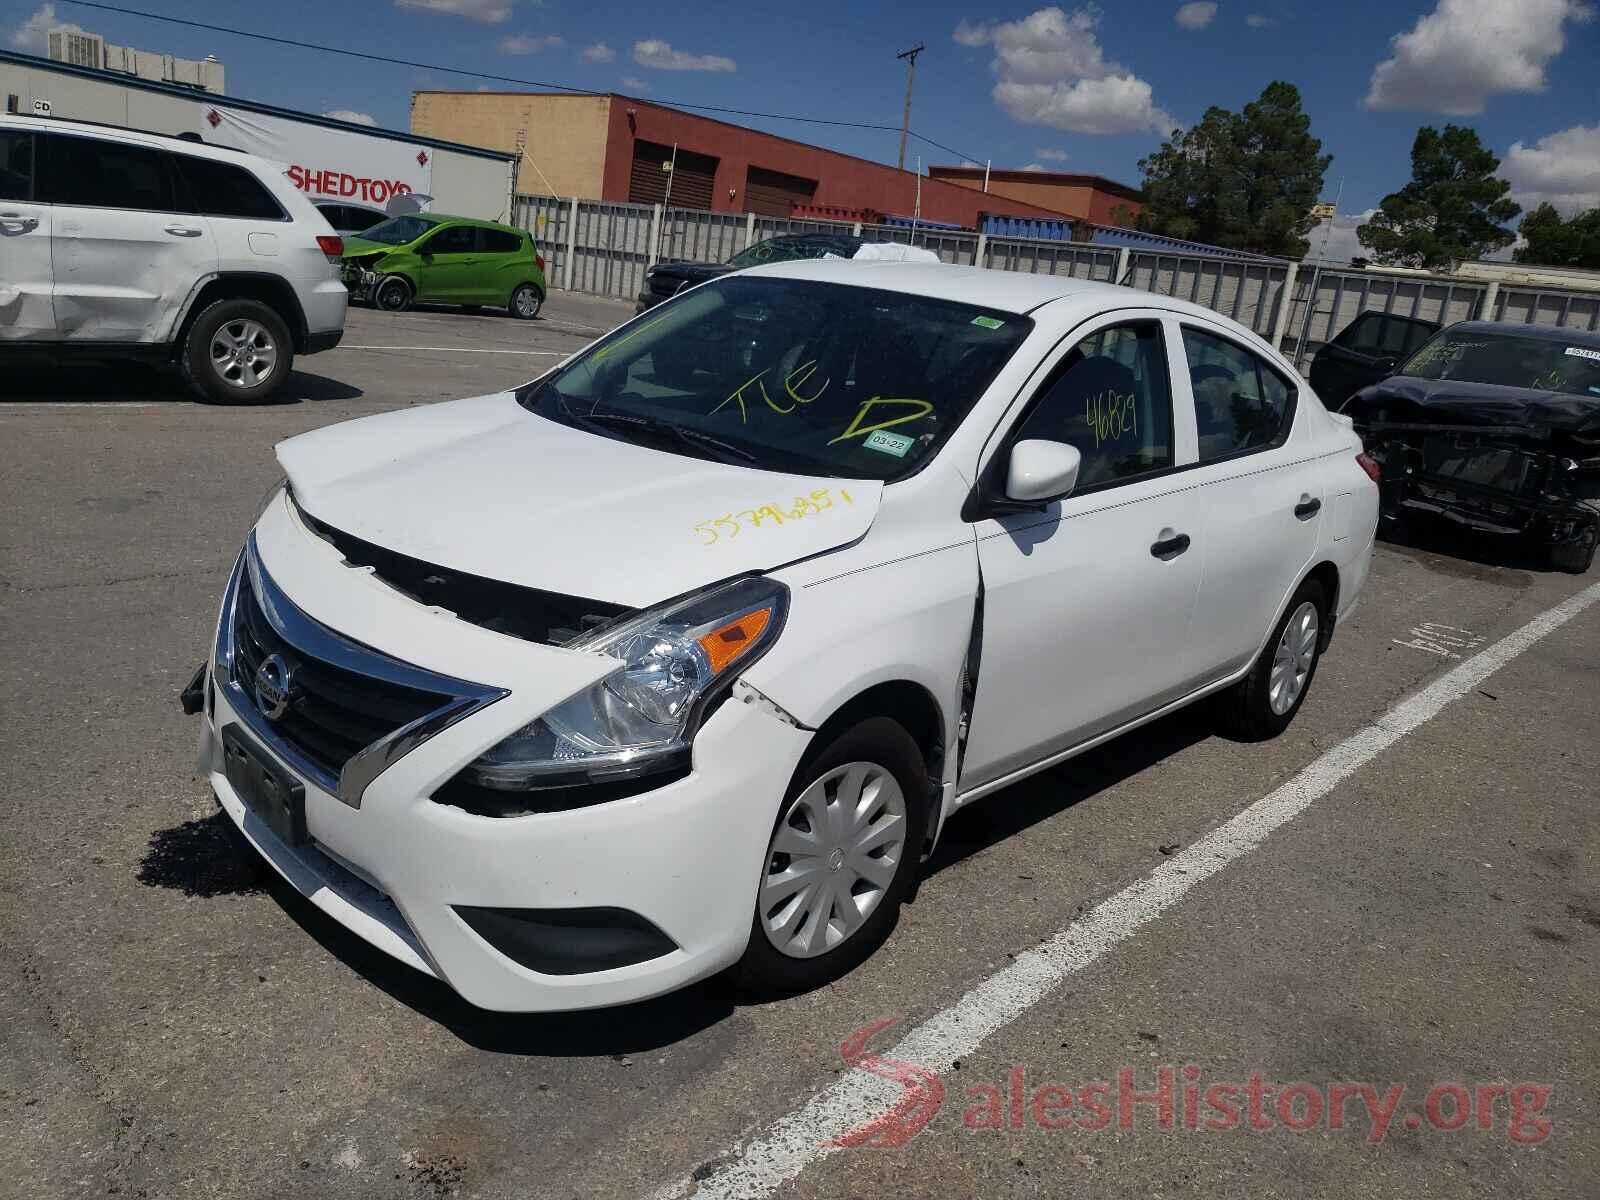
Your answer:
[558,399,757,464]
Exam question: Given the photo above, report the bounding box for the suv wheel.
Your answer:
[1216,578,1328,741]
[737,717,929,997]
[181,299,294,405]
[375,276,413,312]
[509,283,543,320]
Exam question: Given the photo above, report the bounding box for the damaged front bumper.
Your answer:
[339,262,381,303]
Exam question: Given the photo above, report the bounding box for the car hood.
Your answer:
[651,261,732,284]
[274,392,883,609]
[340,236,402,258]
[1345,375,1600,435]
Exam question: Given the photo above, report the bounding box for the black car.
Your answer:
[1340,321,1600,573]
[636,233,862,312]
[1309,309,1441,409]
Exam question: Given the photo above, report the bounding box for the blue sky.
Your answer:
[7,0,1598,253]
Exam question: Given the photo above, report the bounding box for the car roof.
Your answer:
[1442,320,1600,348]
[0,113,269,168]
[738,258,1221,320]
[429,213,525,234]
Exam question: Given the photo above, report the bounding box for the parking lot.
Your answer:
[2,295,1596,1200]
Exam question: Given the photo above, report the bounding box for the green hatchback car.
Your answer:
[341,214,547,319]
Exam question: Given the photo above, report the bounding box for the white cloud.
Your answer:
[9,3,77,49]
[1244,13,1272,27]
[1036,147,1070,161]
[498,33,561,53]
[621,76,649,93]
[1305,208,1378,264]
[579,42,615,63]
[954,7,1177,136]
[631,39,736,72]
[1022,163,1049,172]
[394,0,513,23]
[1175,2,1217,29]
[324,109,378,126]
[1502,123,1600,212]
[1363,0,1593,115]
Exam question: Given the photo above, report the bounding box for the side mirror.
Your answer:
[1372,356,1397,376]
[1006,439,1081,505]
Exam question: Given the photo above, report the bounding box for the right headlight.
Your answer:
[464,576,789,792]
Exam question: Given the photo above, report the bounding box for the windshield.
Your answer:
[517,276,1032,480]
[355,215,439,246]
[727,237,855,269]
[1400,328,1600,397]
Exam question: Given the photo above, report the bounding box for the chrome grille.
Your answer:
[217,536,506,808]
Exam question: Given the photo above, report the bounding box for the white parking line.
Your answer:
[337,346,565,355]
[652,579,1600,1200]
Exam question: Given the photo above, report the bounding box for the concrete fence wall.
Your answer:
[511,194,1600,370]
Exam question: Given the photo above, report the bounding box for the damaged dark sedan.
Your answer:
[1340,321,1600,573]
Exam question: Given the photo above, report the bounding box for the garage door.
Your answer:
[629,140,718,210]
[744,165,818,217]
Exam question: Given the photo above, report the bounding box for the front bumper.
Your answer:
[201,496,813,1010]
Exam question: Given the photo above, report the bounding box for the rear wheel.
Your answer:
[181,299,293,405]
[1547,517,1597,574]
[509,283,543,320]
[737,717,928,997]
[1216,579,1328,741]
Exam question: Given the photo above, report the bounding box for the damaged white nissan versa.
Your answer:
[185,261,1379,1011]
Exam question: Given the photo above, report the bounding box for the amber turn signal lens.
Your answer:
[697,608,773,676]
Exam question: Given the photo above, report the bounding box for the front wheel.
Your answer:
[737,717,929,997]
[181,299,294,405]
[1547,510,1597,574]
[1216,579,1328,741]
[509,283,543,320]
[374,276,413,312]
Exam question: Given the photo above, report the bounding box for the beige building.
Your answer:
[411,92,613,200]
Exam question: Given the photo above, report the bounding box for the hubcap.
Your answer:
[515,287,540,317]
[209,319,276,389]
[1269,600,1320,715]
[378,281,407,310]
[759,761,907,959]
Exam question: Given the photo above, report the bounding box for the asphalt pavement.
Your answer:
[1,297,1595,1200]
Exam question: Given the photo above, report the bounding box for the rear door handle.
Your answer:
[1294,495,1322,520]
[165,224,204,237]
[1150,530,1191,560]
[0,213,38,232]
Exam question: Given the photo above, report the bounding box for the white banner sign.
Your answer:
[196,104,433,207]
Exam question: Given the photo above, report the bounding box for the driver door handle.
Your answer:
[0,212,39,232]
[1150,530,1191,561]
[165,224,204,237]
[1294,495,1322,520]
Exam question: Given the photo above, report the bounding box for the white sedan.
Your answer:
[191,260,1379,1010]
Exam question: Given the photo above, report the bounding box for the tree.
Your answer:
[1135,81,1330,258]
[1356,126,1520,269]
[1515,203,1600,269]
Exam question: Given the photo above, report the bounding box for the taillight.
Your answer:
[536,253,546,273]
[316,234,344,260]
[1356,452,1381,484]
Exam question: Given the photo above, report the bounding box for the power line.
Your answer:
[64,1,982,163]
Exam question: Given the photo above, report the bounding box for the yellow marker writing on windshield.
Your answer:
[591,315,667,365]
[827,397,934,446]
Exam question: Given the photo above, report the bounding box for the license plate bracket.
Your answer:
[222,724,307,846]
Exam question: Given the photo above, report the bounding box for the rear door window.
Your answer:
[173,154,285,220]
[478,227,523,253]
[38,133,183,212]
[1182,328,1298,462]
[0,129,33,201]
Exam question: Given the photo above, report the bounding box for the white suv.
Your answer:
[0,115,346,403]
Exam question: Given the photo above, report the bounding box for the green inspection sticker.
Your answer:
[971,315,1006,330]
[863,429,914,457]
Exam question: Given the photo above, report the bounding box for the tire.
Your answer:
[737,717,929,998]
[509,282,543,320]
[1215,579,1328,741]
[1547,521,1597,574]
[181,299,294,405]
[374,275,413,312]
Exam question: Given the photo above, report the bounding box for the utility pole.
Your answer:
[896,43,925,172]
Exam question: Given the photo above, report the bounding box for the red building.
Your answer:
[412,90,1074,229]
[927,165,1144,225]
